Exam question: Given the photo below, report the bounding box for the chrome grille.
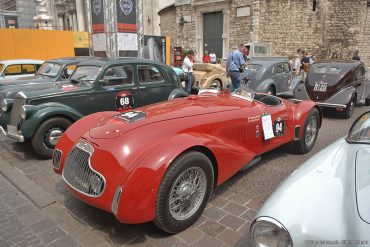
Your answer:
[62,141,105,197]
[9,93,26,126]
[52,149,62,170]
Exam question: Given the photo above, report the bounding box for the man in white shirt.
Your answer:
[209,51,217,64]
[182,50,195,93]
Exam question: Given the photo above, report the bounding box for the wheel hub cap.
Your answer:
[48,129,63,146]
[305,116,317,147]
[168,167,207,221]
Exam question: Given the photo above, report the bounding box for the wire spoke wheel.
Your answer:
[305,115,318,147]
[169,167,207,221]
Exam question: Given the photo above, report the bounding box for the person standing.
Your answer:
[352,50,360,60]
[182,50,195,94]
[227,44,247,91]
[203,51,210,63]
[209,51,217,64]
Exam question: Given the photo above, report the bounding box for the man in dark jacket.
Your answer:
[352,50,361,61]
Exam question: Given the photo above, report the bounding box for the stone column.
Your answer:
[75,0,86,31]
[58,14,64,30]
[72,11,78,31]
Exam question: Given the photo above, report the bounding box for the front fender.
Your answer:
[117,133,210,223]
[21,102,85,139]
[254,79,274,93]
[54,111,118,174]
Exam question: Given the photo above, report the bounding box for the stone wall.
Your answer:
[175,4,197,51]
[229,0,253,48]
[159,0,370,65]
[159,5,177,64]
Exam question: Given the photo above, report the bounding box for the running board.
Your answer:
[240,156,261,171]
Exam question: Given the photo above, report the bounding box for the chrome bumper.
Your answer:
[290,99,347,109]
[0,125,25,142]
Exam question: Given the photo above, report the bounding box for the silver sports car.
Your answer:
[250,110,370,247]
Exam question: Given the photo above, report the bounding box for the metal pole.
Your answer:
[85,0,94,57]
[136,0,144,58]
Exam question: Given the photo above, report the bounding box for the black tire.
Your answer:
[294,108,320,154]
[168,89,189,100]
[343,96,356,119]
[365,97,370,106]
[267,86,276,95]
[154,151,214,233]
[31,117,72,159]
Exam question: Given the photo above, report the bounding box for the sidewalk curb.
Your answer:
[0,157,56,209]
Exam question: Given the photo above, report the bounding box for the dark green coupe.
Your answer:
[0,58,180,158]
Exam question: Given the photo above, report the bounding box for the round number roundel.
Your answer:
[115,91,134,110]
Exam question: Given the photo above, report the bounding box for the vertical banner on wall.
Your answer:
[116,0,138,57]
[91,0,106,54]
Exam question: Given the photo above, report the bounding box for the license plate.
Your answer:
[7,125,17,135]
[313,82,328,92]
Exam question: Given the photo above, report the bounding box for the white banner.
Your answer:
[118,33,138,51]
[92,33,107,51]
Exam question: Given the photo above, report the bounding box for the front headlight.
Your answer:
[1,99,13,112]
[1,100,7,112]
[20,106,27,120]
[251,217,292,247]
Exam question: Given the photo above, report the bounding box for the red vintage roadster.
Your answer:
[53,89,321,233]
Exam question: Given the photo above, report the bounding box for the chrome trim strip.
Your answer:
[294,125,301,140]
[291,99,347,108]
[112,187,122,215]
[62,140,106,198]
[0,125,7,136]
[52,149,63,170]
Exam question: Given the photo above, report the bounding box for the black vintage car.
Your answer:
[293,60,370,118]
[0,58,85,102]
[0,58,180,159]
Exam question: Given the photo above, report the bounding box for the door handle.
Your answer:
[139,86,146,89]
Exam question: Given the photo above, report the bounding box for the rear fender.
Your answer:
[255,79,274,93]
[292,100,322,139]
[325,86,356,105]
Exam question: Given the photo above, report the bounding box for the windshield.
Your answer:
[346,111,370,144]
[70,66,101,87]
[37,62,62,78]
[231,86,255,102]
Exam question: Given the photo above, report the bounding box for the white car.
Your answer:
[0,59,44,80]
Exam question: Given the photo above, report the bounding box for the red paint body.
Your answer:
[54,92,319,224]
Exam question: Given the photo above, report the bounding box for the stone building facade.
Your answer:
[159,0,370,65]
[0,0,37,29]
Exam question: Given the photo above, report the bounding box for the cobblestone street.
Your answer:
[0,105,369,247]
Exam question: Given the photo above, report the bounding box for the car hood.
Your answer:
[0,82,62,101]
[0,75,56,87]
[88,93,246,139]
[21,82,90,99]
[256,138,369,241]
[355,147,370,224]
